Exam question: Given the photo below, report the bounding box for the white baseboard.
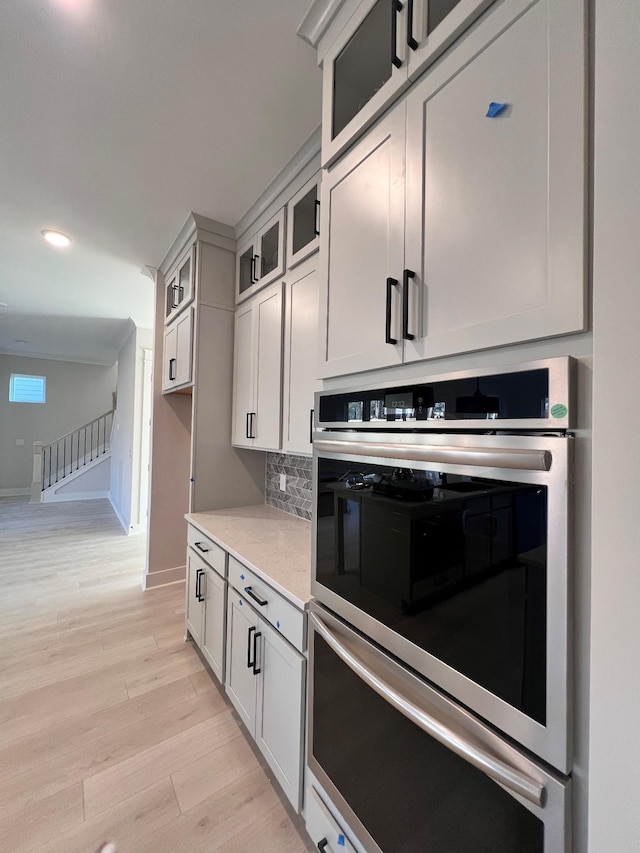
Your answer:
[0,488,30,497]
[109,495,129,534]
[42,490,110,503]
[143,565,186,590]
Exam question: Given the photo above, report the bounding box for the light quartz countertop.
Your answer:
[186,505,312,609]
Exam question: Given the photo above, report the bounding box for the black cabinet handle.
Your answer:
[245,412,250,439]
[195,569,205,602]
[391,0,403,69]
[402,268,415,340]
[194,541,209,553]
[168,358,176,381]
[407,0,418,49]
[252,630,261,675]
[244,586,268,607]
[178,285,184,302]
[385,277,398,344]
[314,198,321,236]
[309,408,314,444]
[247,412,256,440]
[250,255,257,284]
[171,284,179,309]
[247,625,256,669]
[317,840,328,852]
[253,254,260,282]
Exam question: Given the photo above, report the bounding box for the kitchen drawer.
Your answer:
[187,525,226,577]
[228,555,305,652]
[305,786,358,853]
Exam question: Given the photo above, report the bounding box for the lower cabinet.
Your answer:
[225,590,305,813]
[185,547,227,684]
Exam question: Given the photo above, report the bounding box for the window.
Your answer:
[9,374,46,404]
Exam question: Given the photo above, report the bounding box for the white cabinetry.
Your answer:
[322,0,497,165]
[236,208,286,303]
[225,585,305,813]
[287,172,321,269]
[185,525,228,684]
[162,308,193,393]
[232,283,284,450]
[283,256,322,455]
[164,243,196,325]
[319,0,586,378]
[305,786,360,853]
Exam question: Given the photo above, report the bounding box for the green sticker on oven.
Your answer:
[550,403,568,419]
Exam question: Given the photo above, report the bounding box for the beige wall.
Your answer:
[0,355,116,493]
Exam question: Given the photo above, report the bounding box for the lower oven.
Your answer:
[308,601,571,853]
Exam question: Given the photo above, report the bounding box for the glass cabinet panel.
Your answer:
[178,253,191,304]
[165,274,177,318]
[260,222,280,279]
[332,0,394,139]
[292,185,319,255]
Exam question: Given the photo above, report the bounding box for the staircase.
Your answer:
[31,411,114,503]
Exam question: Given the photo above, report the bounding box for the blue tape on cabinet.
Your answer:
[486,101,508,117]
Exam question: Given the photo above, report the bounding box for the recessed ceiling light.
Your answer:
[14,339,29,345]
[0,303,7,309]
[41,229,71,248]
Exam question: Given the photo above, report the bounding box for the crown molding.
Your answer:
[297,0,344,48]
[158,214,237,275]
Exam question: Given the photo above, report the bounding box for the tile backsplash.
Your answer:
[265,453,312,520]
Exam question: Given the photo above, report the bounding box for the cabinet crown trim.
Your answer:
[296,0,344,48]
[160,213,237,275]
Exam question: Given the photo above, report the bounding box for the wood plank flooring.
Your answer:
[0,497,313,853]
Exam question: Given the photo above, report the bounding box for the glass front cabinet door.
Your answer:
[165,243,197,325]
[235,208,286,303]
[287,173,321,269]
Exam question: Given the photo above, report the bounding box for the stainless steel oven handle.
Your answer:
[310,611,545,808]
[314,439,552,472]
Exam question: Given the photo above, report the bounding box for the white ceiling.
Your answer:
[0,0,322,364]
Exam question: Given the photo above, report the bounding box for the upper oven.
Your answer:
[312,358,574,774]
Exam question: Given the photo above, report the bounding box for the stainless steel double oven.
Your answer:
[308,358,575,852]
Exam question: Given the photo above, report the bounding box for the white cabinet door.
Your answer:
[185,550,205,646]
[287,172,321,269]
[404,0,586,362]
[201,567,226,684]
[235,209,286,304]
[162,308,193,393]
[253,285,283,450]
[255,618,305,812]
[283,258,321,455]
[319,107,407,378]
[225,593,258,733]
[232,283,283,450]
[165,243,197,326]
[174,309,194,387]
[232,302,254,448]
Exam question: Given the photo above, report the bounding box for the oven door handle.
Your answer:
[313,439,552,472]
[309,612,546,808]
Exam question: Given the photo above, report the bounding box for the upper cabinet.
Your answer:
[236,208,286,303]
[322,0,497,165]
[165,243,197,325]
[318,0,586,377]
[162,308,194,393]
[286,172,321,269]
[232,282,284,451]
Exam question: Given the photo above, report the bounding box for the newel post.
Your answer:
[30,442,43,503]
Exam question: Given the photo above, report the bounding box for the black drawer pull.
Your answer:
[314,198,321,236]
[317,840,328,852]
[194,541,209,553]
[244,586,268,607]
[168,358,176,381]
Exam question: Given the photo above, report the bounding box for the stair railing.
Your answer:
[34,410,114,495]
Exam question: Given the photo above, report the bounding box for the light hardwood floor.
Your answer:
[0,497,313,853]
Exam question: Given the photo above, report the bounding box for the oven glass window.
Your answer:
[316,458,547,723]
[313,633,544,852]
